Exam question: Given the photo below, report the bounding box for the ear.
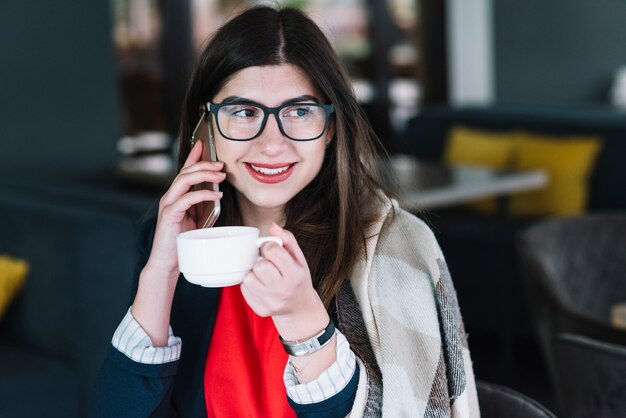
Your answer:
[325,118,335,146]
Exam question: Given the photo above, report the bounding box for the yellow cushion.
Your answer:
[444,125,519,213]
[509,133,602,216]
[0,255,29,319]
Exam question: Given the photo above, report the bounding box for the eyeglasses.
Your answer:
[206,101,334,141]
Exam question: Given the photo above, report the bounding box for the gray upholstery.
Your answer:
[552,333,626,418]
[519,214,626,417]
[477,380,556,418]
[0,344,80,418]
[520,214,626,345]
[0,181,153,418]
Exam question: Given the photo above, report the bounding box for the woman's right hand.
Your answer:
[144,140,225,279]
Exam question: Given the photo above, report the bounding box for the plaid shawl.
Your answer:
[335,200,480,417]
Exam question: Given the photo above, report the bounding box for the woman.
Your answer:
[92,6,479,418]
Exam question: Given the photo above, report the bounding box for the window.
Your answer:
[111,0,423,180]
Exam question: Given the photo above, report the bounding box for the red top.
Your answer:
[204,285,296,418]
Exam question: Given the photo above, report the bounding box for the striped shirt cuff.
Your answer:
[111,307,182,364]
[283,330,357,404]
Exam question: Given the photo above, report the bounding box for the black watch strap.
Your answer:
[279,319,336,357]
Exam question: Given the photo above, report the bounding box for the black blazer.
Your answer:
[90,214,358,418]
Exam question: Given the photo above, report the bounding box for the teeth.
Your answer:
[249,164,291,175]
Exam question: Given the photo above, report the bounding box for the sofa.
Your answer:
[0,177,155,418]
[397,105,626,384]
[399,106,626,211]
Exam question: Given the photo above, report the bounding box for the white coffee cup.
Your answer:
[176,226,283,287]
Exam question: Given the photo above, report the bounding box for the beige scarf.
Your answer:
[336,200,480,417]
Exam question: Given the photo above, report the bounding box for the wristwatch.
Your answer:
[279,319,336,357]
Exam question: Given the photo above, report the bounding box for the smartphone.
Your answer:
[191,111,218,161]
[190,111,220,227]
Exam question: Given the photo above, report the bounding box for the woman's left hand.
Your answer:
[240,223,330,341]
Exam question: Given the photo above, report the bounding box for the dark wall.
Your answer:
[494,0,626,106]
[0,1,120,181]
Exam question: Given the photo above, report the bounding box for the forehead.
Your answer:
[216,65,320,104]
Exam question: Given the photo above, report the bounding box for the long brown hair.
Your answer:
[178,6,391,307]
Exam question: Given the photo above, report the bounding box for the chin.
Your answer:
[241,189,294,210]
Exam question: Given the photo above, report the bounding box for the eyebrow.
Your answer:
[220,95,320,106]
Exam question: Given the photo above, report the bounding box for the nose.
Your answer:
[257,113,288,155]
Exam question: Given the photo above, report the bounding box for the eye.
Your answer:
[226,105,260,118]
[282,105,315,119]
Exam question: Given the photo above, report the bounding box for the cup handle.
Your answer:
[255,236,283,263]
[256,236,283,248]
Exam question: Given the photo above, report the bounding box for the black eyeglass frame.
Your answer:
[205,101,335,141]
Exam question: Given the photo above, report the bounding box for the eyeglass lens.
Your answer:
[215,104,329,140]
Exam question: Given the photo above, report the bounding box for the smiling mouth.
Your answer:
[244,162,297,184]
[247,163,295,175]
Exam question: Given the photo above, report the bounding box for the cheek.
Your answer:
[215,140,227,161]
[216,142,254,185]
[215,139,243,163]
[304,143,328,171]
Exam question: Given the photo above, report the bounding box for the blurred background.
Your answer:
[2,1,626,417]
[3,0,626,181]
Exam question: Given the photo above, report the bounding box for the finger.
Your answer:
[268,223,307,267]
[251,257,282,285]
[181,139,203,169]
[161,170,226,207]
[175,169,226,190]
[240,278,271,317]
[161,189,222,222]
[179,160,224,174]
[260,241,293,273]
[242,270,263,289]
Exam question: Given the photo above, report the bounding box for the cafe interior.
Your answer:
[1,0,625,417]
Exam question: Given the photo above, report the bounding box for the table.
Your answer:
[388,155,549,211]
[114,154,549,211]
